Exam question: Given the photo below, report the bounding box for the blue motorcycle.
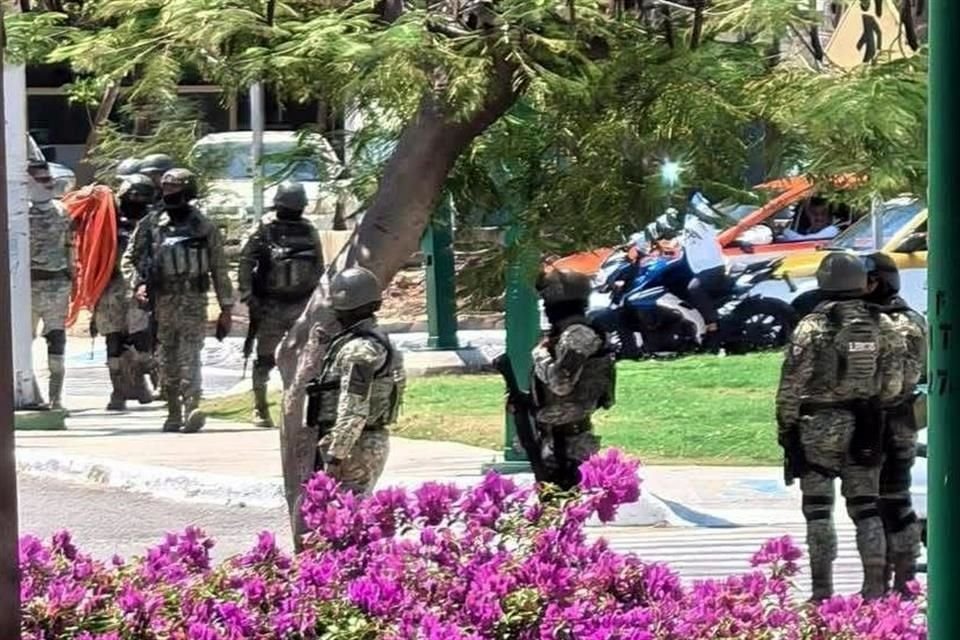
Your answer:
[587,246,798,358]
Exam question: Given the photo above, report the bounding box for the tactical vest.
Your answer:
[533,322,616,426]
[29,202,71,274]
[258,220,321,301]
[305,327,404,432]
[150,216,211,294]
[816,301,882,398]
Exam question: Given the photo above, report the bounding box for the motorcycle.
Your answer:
[587,245,798,358]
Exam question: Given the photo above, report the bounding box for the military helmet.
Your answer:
[118,173,156,202]
[116,157,142,179]
[864,251,900,293]
[161,168,198,201]
[140,153,176,176]
[663,207,683,231]
[274,180,308,212]
[330,267,382,311]
[816,251,867,294]
[537,269,592,304]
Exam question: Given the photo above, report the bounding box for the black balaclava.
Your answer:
[544,300,588,336]
[276,206,303,222]
[335,302,381,330]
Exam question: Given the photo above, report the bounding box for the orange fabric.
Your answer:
[62,185,118,327]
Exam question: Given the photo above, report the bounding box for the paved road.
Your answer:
[19,475,916,598]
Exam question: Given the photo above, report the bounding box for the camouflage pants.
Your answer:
[31,277,70,336]
[252,299,307,388]
[326,429,390,495]
[879,410,921,578]
[154,292,207,406]
[800,410,886,598]
[540,420,601,490]
[94,274,150,336]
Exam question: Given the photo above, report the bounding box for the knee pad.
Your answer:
[105,333,126,359]
[254,354,277,370]
[45,330,66,356]
[846,495,881,523]
[880,457,913,495]
[802,494,834,522]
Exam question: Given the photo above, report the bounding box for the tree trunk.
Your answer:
[276,62,519,541]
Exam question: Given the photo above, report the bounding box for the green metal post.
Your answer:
[421,196,460,350]
[484,224,540,474]
[928,2,959,637]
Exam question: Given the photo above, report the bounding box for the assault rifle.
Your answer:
[493,354,549,482]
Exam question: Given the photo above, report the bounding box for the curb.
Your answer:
[16,448,683,528]
[15,410,68,431]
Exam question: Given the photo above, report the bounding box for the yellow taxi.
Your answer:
[777,197,928,314]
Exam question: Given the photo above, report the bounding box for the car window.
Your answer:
[828,200,925,251]
[193,138,338,182]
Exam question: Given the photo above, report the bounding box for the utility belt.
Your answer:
[800,397,886,467]
[151,274,211,296]
[304,378,389,434]
[31,269,70,281]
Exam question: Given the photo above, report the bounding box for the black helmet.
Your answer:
[536,269,592,304]
[274,180,308,213]
[160,168,198,201]
[116,157,142,179]
[118,173,156,202]
[330,267,382,311]
[864,252,900,293]
[816,251,867,295]
[140,153,175,176]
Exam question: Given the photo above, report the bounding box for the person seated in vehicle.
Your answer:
[780,196,841,241]
[664,207,727,352]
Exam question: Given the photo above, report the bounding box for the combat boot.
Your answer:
[809,563,834,603]
[182,394,206,434]
[861,565,887,601]
[106,357,127,411]
[252,387,274,429]
[48,354,66,412]
[163,387,183,432]
[891,554,917,597]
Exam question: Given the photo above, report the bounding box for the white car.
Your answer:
[190,130,351,226]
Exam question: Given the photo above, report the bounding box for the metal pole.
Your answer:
[421,196,460,350]
[870,193,883,250]
[249,82,265,218]
[0,13,23,638]
[928,2,959,638]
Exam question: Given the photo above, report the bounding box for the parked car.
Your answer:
[27,134,76,198]
[548,175,862,276]
[771,197,927,315]
[190,130,353,226]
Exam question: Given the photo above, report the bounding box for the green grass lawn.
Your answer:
[203,353,784,466]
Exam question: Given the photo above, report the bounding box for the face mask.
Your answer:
[276,207,303,222]
[162,191,188,210]
[29,182,54,204]
[122,200,149,220]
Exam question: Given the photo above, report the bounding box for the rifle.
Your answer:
[243,300,260,379]
[493,354,549,482]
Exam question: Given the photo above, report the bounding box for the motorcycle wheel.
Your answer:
[724,297,797,355]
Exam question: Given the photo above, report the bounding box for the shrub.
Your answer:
[20,449,926,639]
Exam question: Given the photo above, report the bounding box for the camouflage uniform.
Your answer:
[308,318,405,494]
[533,269,616,490]
[776,300,905,600]
[877,296,926,593]
[123,205,234,432]
[238,205,323,428]
[29,197,74,409]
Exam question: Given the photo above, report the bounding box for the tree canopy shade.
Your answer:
[3,0,928,538]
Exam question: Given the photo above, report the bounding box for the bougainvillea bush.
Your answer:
[20,449,926,639]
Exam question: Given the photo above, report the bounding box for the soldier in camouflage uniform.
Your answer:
[28,161,74,411]
[533,269,616,490]
[123,169,234,433]
[864,252,927,595]
[95,173,156,410]
[238,181,324,428]
[776,252,906,601]
[305,267,405,499]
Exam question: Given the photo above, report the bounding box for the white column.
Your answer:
[3,61,38,407]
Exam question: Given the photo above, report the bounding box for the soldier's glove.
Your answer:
[215,307,233,341]
[89,318,98,339]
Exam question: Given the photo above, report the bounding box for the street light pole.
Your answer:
[928,2,959,638]
[0,15,23,639]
